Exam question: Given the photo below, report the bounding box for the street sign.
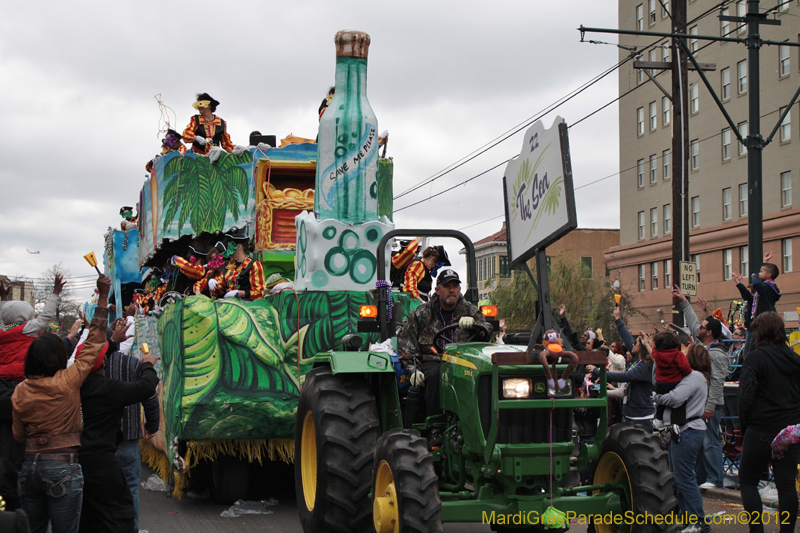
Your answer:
[679,261,697,297]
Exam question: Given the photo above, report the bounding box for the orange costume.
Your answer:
[222,257,265,300]
[182,115,235,155]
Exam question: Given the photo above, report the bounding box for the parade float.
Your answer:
[122,30,416,502]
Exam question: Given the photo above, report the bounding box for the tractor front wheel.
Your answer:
[590,423,678,533]
[372,428,443,533]
[294,367,379,533]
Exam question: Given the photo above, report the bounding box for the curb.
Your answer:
[702,486,779,508]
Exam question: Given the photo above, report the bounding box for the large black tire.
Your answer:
[590,423,679,533]
[294,367,379,533]
[372,428,442,533]
[210,455,250,504]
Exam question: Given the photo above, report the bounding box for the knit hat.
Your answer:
[0,301,34,325]
[584,330,596,340]
[75,340,110,372]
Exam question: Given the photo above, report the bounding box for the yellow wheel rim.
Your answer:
[301,411,317,511]
[593,452,632,533]
[373,460,399,533]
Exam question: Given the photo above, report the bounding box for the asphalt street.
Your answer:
[137,464,763,533]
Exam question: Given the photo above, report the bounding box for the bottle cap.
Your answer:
[334,30,371,60]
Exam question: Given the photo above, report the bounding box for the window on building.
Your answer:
[638,211,645,240]
[637,107,645,135]
[649,0,657,23]
[499,255,510,277]
[581,256,593,274]
[650,207,658,237]
[690,83,699,113]
[690,26,698,52]
[780,44,790,76]
[665,258,672,287]
[662,42,670,64]
[721,67,731,99]
[738,59,748,93]
[649,101,657,130]
[650,154,658,183]
[639,264,646,291]
[691,139,699,170]
[662,96,671,125]
[692,253,701,282]
[664,203,672,234]
[738,121,748,154]
[780,106,791,141]
[720,8,730,36]
[662,0,670,17]
[739,183,748,216]
[783,238,793,272]
[723,249,733,280]
[637,57,645,84]
[722,187,732,220]
[781,171,792,207]
[651,261,659,289]
[691,196,700,227]
[663,149,671,179]
[722,128,732,160]
[740,245,749,277]
[636,4,644,30]
[737,1,746,33]
[638,159,645,187]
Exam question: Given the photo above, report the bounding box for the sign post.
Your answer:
[502,116,577,346]
[679,261,697,297]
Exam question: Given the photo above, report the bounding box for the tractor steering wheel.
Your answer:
[431,322,489,350]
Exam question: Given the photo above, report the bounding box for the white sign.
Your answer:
[503,116,576,266]
[679,261,697,297]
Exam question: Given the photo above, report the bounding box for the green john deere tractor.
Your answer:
[294,230,678,533]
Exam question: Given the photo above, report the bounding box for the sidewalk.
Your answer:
[702,485,784,510]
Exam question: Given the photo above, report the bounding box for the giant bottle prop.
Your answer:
[315,30,379,224]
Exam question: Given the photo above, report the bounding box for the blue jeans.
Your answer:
[17,458,84,533]
[696,405,724,487]
[669,428,707,528]
[115,440,141,530]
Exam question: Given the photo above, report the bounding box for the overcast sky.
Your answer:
[0,0,621,302]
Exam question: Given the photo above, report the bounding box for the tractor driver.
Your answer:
[398,269,492,446]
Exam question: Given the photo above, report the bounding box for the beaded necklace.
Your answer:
[437,305,455,351]
[1,321,24,332]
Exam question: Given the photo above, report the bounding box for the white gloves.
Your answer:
[224,290,239,299]
[170,255,178,266]
[232,145,246,156]
[208,279,218,291]
[459,316,475,330]
[194,135,207,146]
[257,142,272,151]
[410,370,426,387]
[208,146,223,163]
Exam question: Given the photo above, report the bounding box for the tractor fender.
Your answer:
[314,350,397,375]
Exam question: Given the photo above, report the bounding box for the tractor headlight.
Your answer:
[502,378,531,399]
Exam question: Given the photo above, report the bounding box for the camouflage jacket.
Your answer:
[398,294,491,365]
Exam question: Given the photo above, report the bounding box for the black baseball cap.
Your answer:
[436,269,460,286]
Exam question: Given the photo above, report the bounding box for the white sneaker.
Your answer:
[699,482,718,490]
[652,419,664,429]
[680,525,707,533]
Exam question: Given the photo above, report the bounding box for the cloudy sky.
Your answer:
[0,0,621,302]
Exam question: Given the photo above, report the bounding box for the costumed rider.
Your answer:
[398,269,492,446]
[146,128,187,173]
[181,93,247,161]
[172,242,227,298]
[219,233,265,300]
[120,206,138,231]
[403,245,440,303]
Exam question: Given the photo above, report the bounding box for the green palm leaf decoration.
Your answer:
[160,151,253,236]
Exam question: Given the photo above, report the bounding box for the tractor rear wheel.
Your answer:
[590,423,679,533]
[372,428,443,533]
[294,367,379,533]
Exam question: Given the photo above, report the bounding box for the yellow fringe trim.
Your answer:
[139,438,295,500]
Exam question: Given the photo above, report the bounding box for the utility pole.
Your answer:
[671,0,690,327]
[745,0,766,272]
